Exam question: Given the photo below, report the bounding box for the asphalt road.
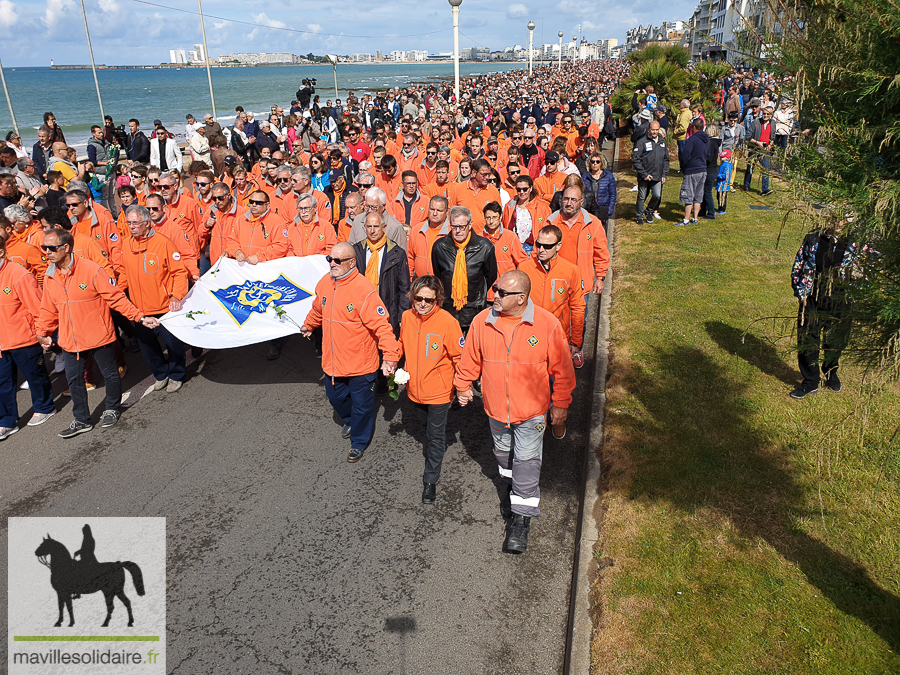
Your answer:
[1,299,596,674]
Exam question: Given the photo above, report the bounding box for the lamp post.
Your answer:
[557,31,564,70]
[572,36,578,65]
[527,21,535,76]
[78,0,105,126]
[198,0,217,122]
[581,37,588,62]
[448,0,462,103]
[327,54,339,102]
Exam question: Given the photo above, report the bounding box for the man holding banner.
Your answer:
[301,242,400,463]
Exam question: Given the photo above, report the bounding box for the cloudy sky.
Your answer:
[0,0,698,66]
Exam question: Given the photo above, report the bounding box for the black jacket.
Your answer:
[631,134,670,182]
[128,131,150,163]
[352,238,410,336]
[32,141,53,178]
[430,232,498,330]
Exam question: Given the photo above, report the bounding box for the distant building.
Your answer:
[217,52,303,65]
[625,21,688,53]
[408,50,429,61]
[353,53,373,62]
[169,49,187,65]
[389,50,406,62]
[376,50,384,61]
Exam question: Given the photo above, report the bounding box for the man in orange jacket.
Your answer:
[448,159,501,234]
[146,194,201,280]
[521,225,586,368]
[66,189,124,280]
[0,214,47,285]
[200,183,240,267]
[482,201,526,300]
[301,242,401,463]
[224,190,289,264]
[36,229,159,438]
[0,236,56,439]
[121,205,190,393]
[407,196,449,281]
[454,270,575,554]
[286,193,336,257]
[547,185,610,302]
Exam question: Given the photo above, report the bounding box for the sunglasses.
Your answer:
[248,199,268,206]
[148,206,163,212]
[195,181,210,187]
[278,177,291,182]
[40,243,65,252]
[64,203,80,209]
[590,159,603,164]
[213,195,229,201]
[534,241,559,249]
[149,179,160,184]
[492,285,524,298]
[515,186,530,192]
[326,255,351,264]
[413,295,436,304]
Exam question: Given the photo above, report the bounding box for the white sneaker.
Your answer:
[166,379,183,393]
[653,212,663,221]
[19,381,30,390]
[152,378,169,391]
[629,185,639,192]
[27,411,57,427]
[0,426,19,440]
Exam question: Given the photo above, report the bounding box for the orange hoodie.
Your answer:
[453,301,575,424]
[303,267,401,378]
[520,254,585,347]
[5,236,47,287]
[36,255,144,354]
[121,230,190,315]
[225,209,289,261]
[0,258,42,353]
[398,306,463,404]
[547,208,610,296]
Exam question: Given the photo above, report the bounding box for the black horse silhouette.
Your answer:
[34,525,145,627]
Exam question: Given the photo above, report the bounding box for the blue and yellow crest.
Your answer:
[212,275,312,326]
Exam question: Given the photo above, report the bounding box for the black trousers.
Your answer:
[414,400,452,484]
[797,294,850,386]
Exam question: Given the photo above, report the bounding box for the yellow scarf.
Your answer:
[451,232,471,310]
[366,236,386,287]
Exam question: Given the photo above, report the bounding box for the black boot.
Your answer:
[422,483,436,504]
[504,514,531,554]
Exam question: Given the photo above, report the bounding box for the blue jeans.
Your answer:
[65,344,120,424]
[134,317,186,383]
[677,140,686,170]
[743,152,770,192]
[0,343,55,427]
[325,371,377,450]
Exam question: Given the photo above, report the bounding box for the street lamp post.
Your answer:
[572,36,578,65]
[328,54,339,102]
[557,31,564,70]
[527,21,535,76]
[448,0,462,103]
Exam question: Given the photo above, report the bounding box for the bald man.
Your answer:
[454,270,576,554]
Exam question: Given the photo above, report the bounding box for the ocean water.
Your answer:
[0,63,527,149]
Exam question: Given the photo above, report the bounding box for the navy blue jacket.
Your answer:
[681,131,710,175]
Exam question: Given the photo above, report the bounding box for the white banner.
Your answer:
[160,256,329,349]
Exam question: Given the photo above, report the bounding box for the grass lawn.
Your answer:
[591,139,900,674]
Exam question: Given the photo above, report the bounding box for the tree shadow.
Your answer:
[620,344,900,653]
[705,320,798,387]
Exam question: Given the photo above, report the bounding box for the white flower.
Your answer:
[393,368,410,385]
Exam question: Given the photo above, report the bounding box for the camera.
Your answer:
[310,78,317,84]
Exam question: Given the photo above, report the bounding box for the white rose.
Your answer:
[393,368,410,385]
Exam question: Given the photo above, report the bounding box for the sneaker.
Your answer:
[653,211,663,221]
[27,411,57,427]
[166,379,183,393]
[629,185,639,192]
[701,215,716,220]
[62,390,71,397]
[716,210,727,215]
[99,410,120,428]
[690,218,699,224]
[790,383,818,399]
[19,380,29,390]
[348,447,365,463]
[504,514,531,554]
[825,371,842,392]
[635,217,644,225]
[572,350,584,369]
[152,378,169,391]
[85,382,97,391]
[0,426,19,441]
[59,420,93,439]
[762,189,774,197]
[341,423,351,439]
[674,219,690,227]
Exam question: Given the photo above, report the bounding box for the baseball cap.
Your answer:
[544,150,560,163]
[749,97,761,107]
[153,119,162,126]
[223,156,236,166]
[657,104,667,113]
[329,168,344,182]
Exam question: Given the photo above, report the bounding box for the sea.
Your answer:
[0,63,528,151]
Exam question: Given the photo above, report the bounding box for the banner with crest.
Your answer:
[160,256,329,349]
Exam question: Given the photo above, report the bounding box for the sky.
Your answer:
[0,0,699,67]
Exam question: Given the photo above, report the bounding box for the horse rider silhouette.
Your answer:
[70,524,98,599]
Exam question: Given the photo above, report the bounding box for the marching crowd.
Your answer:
[0,60,630,554]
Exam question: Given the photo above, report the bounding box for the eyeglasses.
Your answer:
[426,151,437,156]
[64,203,80,209]
[524,136,535,140]
[248,199,268,206]
[534,240,559,249]
[278,177,291,183]
[449,223,470,230]
[148,206,163,212]
[159,183,176,189]
[148,179,160,184]
[40,243,65,252]
[402,143,414,147]
[213,195,229,201]
[413,295,436,304]
[511,135,522,140]
[297,206,314,212]
[195,181,210,187]
[130,174,143,179]
[590,159,603,165]
[325,255,351,264]
[492,284,524,298]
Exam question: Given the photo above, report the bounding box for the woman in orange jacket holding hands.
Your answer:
[398,275,464,505]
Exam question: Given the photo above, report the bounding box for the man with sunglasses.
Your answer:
[743,104,775,196]
[225,190,288,266]
[482,201,526,300]
[200,183,238,267]
[346,127,370,164]
[547,185,610,298]
[448,159,501,235]
[387,171,429,236]
[415,143,440,186]
[518,128,545,180]
[289,166,332,225]
[454,270,575,554]
[145,194,200,280]
[66,189,124,279]
[36,229,159,438]
[300,242,400,463]
[155,175,201,279]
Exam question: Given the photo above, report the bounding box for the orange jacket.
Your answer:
[415,159,438,186]
[454,301,576,424]
[36,255,143,354]
[482,226,527,299]
[199,198,240,265]
[397,149,421,174]
[520,254,585,347]
[190,193,216,241]
[277,188,332,226]
[548,208,610,295]
[502,197,552,247]
[407,220,449,281]
[533,170,568,203]
[0,258,42,352]
[375,170,403,201]
[286,215,336,257]
[6,236,47,287]
[422,181,451,201]
[72,207,124,279]
[337,217,353,243]
[397,307,463,404]
[164,192,200,249]
[448,180,502,235]
[225,209,289,261]
[154,215,200,278]
[388,190,429,231]
[120,230,190,315]
[16,221,45,247]
[303,267,401,378]
[72,231,117,285]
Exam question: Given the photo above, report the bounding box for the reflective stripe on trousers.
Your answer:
[489,414,546,518]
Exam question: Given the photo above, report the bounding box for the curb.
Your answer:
[565,133,618,675]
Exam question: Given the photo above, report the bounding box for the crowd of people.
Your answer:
[0,59,632,554]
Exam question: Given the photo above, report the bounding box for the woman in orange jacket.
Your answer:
[398,276,464,504]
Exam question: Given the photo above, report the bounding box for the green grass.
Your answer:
[591,142,900,674]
